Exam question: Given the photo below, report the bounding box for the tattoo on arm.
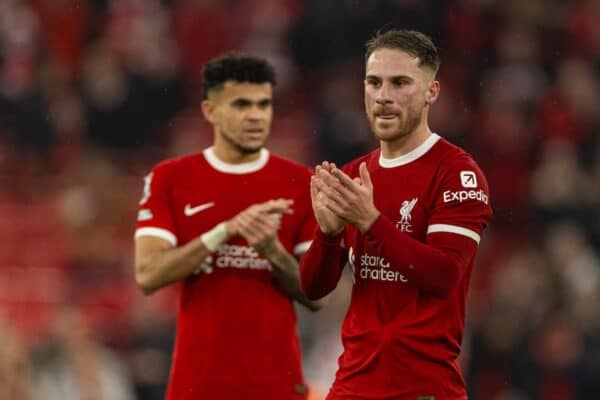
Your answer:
[268,250,323,311]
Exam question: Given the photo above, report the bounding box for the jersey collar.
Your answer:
[203,147,270,174]
[379,133,440,168]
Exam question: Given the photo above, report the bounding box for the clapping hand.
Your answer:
[313,162,380,233]
[227,198,293,255]
[310,162,347,235]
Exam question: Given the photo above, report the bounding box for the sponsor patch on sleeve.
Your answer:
[443,189,488,204]
[139,172,153,205]
[137,209,154,221]
[460,170,477,188]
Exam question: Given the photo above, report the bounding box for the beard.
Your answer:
[219,129,263,154]
[371,109,421,141]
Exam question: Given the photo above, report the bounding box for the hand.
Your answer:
[226,198,292,236]
[227,198,293,256]
[315,162,379,233]
[311,162,346,235]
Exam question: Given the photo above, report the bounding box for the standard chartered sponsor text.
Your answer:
[358,253,408,283]
[215,244,272,270]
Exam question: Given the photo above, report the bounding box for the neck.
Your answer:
[380,123,432,159]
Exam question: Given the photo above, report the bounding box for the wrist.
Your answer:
[224,219,238,236]
[200,223,230,251]
[319,225,344,236]
[258,237,284,258]
[315,227,344,245]
[358,210,380,233]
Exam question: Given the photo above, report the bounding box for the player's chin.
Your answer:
[242,132,267,144]
[238,140,265,154]
[372,118,395,131]
[373,126,400,141]
[248,136,267,147]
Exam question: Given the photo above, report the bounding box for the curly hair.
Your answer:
[201,52,277,99]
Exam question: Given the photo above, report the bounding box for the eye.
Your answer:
[365,77,381,87]
[258,99,272,109]
[392,78,411,87]
[232,99,252,109]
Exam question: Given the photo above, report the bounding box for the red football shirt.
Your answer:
[135,147,316,400]
[301,134,493,399]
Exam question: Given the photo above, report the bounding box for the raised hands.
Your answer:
[310,162,347,235]
[226,198,293,255]
[312,161,380,233]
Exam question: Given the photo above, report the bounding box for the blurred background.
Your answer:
[1,0,599,399]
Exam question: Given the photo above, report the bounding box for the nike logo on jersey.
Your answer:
[184,202,215,216]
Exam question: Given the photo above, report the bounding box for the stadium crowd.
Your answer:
[1,0,599,399]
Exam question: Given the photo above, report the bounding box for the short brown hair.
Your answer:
[365,29,440,73]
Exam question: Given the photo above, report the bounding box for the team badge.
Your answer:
[397,197,418,232]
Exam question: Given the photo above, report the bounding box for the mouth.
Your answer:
[374,108,399,118]
[375,113,398,121]
[243,129,264,138]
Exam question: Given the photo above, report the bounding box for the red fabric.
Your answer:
[300,229,346,300]
[301,136,492,399]
[364,214,479,298]
[136,149,315,400]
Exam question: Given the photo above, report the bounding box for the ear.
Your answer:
[201,99,215,123]
[425,80,440,105]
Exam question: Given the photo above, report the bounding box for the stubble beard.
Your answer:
[370,107,422,143]
[220,129,263,155]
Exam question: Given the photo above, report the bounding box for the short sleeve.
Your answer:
[134,162,178,246]
[427,156,493,244]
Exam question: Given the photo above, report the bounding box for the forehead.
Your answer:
[365,48,424,78]
[216,80,273,101]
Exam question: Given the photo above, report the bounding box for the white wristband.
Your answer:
[200,223,229,251]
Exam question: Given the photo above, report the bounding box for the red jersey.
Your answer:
[300,134,493,399]
[135,147,315,400]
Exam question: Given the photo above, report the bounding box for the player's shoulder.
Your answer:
[341,149,379,174]
[150,152,204,175]
[267,152,313,176]
[434,136,484,173]
[433,136,490,193]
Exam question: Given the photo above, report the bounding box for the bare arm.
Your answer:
[237,202,325,311]
[135,198,300,296]
[134,235,216,295]
[260,240,325,311]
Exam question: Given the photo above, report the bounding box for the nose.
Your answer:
[375,82,393,105]
[247,105,267,120]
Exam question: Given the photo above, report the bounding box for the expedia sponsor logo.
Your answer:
[349,247,408,283]
[460,171,477,188]
[194,244,272,274]
[443,189,488,204]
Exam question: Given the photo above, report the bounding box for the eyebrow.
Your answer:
[365,74,414,81]
[230,97,272,104]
